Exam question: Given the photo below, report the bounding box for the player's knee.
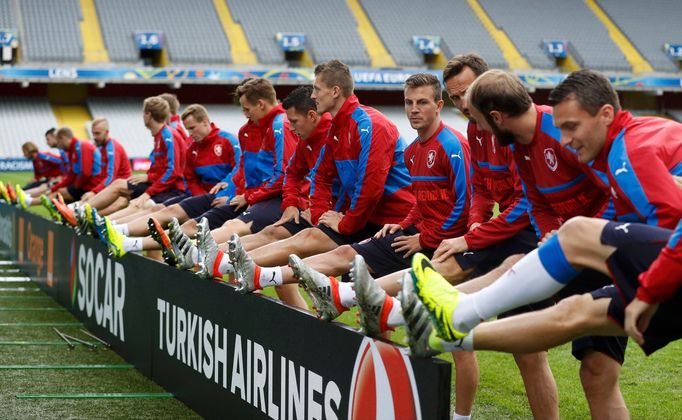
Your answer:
[557,216,598,258]
[553,294,594,331]
[513,351,548,373]
[580,352,621,391]
[452,351,479,370]
[432,258,466,284]
[334,245,356,261]
[181,219,198,237]
[150,203,165,212]
[259,225,280,241]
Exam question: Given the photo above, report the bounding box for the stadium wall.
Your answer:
[0,204,452,420]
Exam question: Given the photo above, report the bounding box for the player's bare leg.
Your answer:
[86,179,129,210]
[123,203,190,236]
[98,196,130,216]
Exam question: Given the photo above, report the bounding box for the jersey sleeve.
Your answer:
[468,161,495,226]
[464,193,531,250]
[309,143,335,224]
[521,178,562,239]
[146,133,184,196]
[244,126,296,204]
[281,147,308,209]
[215,135,241,199]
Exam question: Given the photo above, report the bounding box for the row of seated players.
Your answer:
[3,58,681,420]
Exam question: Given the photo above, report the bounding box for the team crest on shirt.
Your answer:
[214,144,223,156]
[543,148,558,172]
[427,150,437,168]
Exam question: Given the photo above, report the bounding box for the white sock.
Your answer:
[338,281,356,308]
[441,333,474,352]
[114,223,129,235]
[66,201,74,209]
[123,237,143,252]
[386,297,404,328]
[453,412,471,420]
[218,252,234,275]
[258,266,283,288]
[453,249,565,333]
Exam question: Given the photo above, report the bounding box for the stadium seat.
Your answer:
[0,97,59,157]
[360,0,507,69]
[226,0,370,66]
[20,0,83,62]
[599,0,680,73]
[95,0,231,64]
[479,0,631,71]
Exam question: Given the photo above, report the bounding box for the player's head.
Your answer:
[312,60,353,115]
[55,127,74,150]
[90,117,109,146]
[159,93,180,117]
[443,53,489,120]
[143,96,170,129]
[45,127,57,147]
[21,141,39,160]
[404,73,443,134]
[235,78,277,125]
[282,86,319,141]
[181,104,213,143]
[466,70,532,146]
[549,69,621,163]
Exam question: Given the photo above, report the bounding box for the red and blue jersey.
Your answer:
[463,122,530,250]
[637,218,682,303]
[58,149,69,175]
[146,125,187,196]
[400,122,471,249]
[594,111,682,229]
[243,105,298,205]
[51,138,104,192]
[512,105,613,238]
[184,123,240,197]
[169,114,189,149]
[32,151,63,180]
[311,95,415,235]
[282,113,333,210]
[92,138,132,193]
[232,120,263,196]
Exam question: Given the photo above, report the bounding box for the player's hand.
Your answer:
[209,182,227,195]
[127,174,147,185]
[374,223,402,239]
[624,297,659,346]
[319,211,343,233]
[80,191,94,202]
[300,208,312,224]
[211,196,228,207]
[468,222,481,232]
[274,206,300,226]
[433,236,468,263]
[539,230,557,246]
[391,233,422,258]
[230,194,247,211]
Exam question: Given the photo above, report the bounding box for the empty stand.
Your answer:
[87,98,152,158]
[20,0,83,62]
[0,97,59,157]
[599,0,680,73]
[95,0,231,64]
[226,0,370,66]
[361,0,507,68]
[0,0,16,30]
[479,0,630,71]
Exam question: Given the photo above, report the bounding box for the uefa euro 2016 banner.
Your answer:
[1,66,681,91]
[0,204,451,419]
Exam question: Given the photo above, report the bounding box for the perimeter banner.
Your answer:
[0,205,451,419]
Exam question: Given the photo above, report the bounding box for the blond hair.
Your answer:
[181,104,210,123]
[143,96,171,123]
[235,78,277,106]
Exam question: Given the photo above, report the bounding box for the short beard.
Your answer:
[484,113,516,146]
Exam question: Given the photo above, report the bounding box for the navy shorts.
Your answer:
[351,225,432,278]
[454,227,537,278]
[279,217,313,236]
[598,221,678,355]
[162,192,191,206]
[24,179,49,190]
[316,223,382,246]
[178,193,215,219]
[238,197,283,233]
[196,202,245,230]
[150,189,185,205]
[66,185,88,201]
[127,181,149,199]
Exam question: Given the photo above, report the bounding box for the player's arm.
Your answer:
[337,123,392,235]
[244,125,295,204]
[468,161,495,227]
[146,133,182,196]
[215,135,241,199]
[309,144,335,224]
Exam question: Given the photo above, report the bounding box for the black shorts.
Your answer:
[454,227,538,278]
[279,218,313,236]
[162,192,191,206]
[66,185,88,201]
[551,268,629,363]
[128,181,149,199]
[24,179,48,190]
[351,225,432,278]
[316,223,382,246]
[599,221,678,355]
[178,193,216,219]
[196,202,245,230]
[238,197,283,233]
